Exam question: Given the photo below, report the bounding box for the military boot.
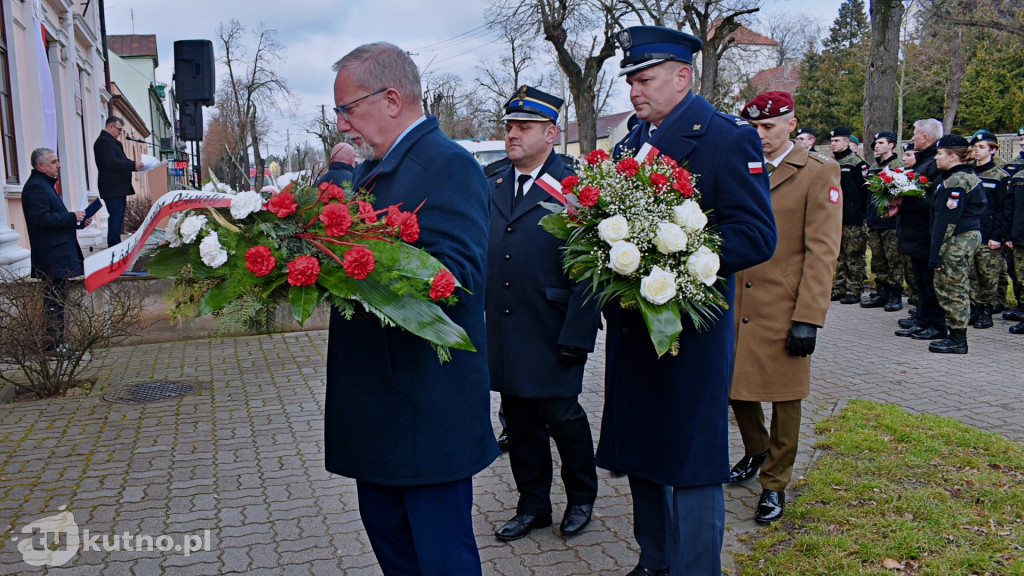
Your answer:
[968,305,980,326]
[884,288,903,312]
[1002,307,1024,322]
[929,329,968,354]
[1010,321,1024,335]
[861,285,889,308]
[974,305,993,329]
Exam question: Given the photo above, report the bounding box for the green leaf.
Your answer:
[354,277,476,351]
[637,297,683,358]
[144,246,193,278]
[539,213,572,240]
[317,266,357,299]
[289,284,320,325]
[198,278,234,316]
[382,241,462,287]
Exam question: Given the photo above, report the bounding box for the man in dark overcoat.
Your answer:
[596,26,777,576]
[728,92,842,524]
[486,86,602,542]
[93,116,143,247]
[317,142,356,190]
[325,42,497,575]
[21,148,88,351]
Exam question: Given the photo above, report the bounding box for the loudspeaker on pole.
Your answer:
[173,40,215,106]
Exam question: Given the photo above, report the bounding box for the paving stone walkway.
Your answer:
[0,300,1020,575]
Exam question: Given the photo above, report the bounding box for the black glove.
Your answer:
[557,344,589,366]
[785,321,817,357]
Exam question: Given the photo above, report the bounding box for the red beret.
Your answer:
[740,91,795,121]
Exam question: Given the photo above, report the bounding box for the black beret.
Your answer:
[830,126,852,138]
[936,134,969,149]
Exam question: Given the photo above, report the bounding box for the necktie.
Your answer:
[766,162,775,174]
[514,174,531,209]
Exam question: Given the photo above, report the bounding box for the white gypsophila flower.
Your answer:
[230,191,264,220]
[199,231,229,268]
[166,213,184,248]
[597,215,630,245]
[672,200,708,232]
[179,214,208,244]
[607,241,641,275]
[654,222,688,254]
[639,265,677,305]
[687,246,720,286]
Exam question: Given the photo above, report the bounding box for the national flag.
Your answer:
[534,173,568,205]
[748,161,764,174]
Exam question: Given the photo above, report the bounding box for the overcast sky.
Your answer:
[102,0,848,156]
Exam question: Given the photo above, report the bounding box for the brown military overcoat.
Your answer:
[730,143,842,401]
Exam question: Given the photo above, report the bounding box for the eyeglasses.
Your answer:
[333,88,387,122]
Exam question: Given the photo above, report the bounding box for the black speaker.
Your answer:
[178,101,204,141]
[174,40,215,105]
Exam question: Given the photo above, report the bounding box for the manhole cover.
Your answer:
[102,381,198,404]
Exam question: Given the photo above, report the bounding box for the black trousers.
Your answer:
[910,257,945,330]
[502,394,598,516]
[43,278,70,346]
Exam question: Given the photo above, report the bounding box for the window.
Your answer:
[0,3,18,184]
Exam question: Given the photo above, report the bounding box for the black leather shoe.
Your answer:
[1010,321,1024,335]
[908,307,917,317]
[755,489,785,524]
[1003,308,1024,321]
[860,294,887,308]
[560,504,593,536]
[895,325,924,337]
[897,317,916,329]
[495,513,552,541]
[625,566,670,576]
[496,429,509,452]
[910,327,947,340]
[884,295,903,312]
[730,450,769,483]
[839,294,860,305]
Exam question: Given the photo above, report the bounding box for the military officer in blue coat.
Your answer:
[325,42,497,576]
[486,86,602,542]
[596,27,777,576]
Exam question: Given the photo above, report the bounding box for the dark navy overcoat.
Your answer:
[486,152,601,398]
[21,169,85,280]
[595,92,777,487]
[324,117,498,486]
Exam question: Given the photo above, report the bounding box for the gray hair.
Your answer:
[332,42,422,103]
[913,118,943,142]
[31,148,55,169]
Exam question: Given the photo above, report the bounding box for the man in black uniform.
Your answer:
[829,126,871,304]
[862,131,904,311]
[486,86,602,542]
[1000,126,1024,321]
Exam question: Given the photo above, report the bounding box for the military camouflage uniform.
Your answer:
[969,161,1010,308]
[931,165,986,330]
[833,149,870,298]
[866,155,904,298]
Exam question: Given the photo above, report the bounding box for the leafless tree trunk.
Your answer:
[863,0,905,143]
[943,26,964,131]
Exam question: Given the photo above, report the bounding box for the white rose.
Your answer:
[607,241,641,275]
[597,215,630,245]
[654,222,688,254]
[639,266,677,305]
[166,213,184,248]
[199,231,229,268]
[687,246,720,286]
[179,215,208,244]
[230,191,264,220]
[672,200,708,232]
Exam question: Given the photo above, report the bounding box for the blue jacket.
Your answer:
[486,151,601,398]
[324,116,498,486]
[21,169,84,280]
[595,92,777,486]
[318,161,354,192]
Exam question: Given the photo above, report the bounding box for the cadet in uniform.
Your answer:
[928,135,986,353]
[829,126,871,304]
[862,131,904,311]
[1000,126,1024,322]
[1005,131,1024,333]
[967,130,1010,329]
[795,127,817,151]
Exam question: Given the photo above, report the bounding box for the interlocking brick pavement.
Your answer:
[0,299,1020,574]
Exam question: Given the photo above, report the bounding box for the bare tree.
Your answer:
[307,105,342,162]
[863,0,906,141]
[755,11,822,67]
[476,24,540,137]
[216,20,294,192]
[924,0,1024,39]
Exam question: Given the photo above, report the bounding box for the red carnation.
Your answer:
[318,182,347,202]
[429,269,456,301]
[287,255,320,286]
[650,172,669,191]
[561,175,580,195]
[320,203,354,237]
[660,156,678,169]
[672,172,694,197]
[578,185,601,207]
[245,245,277,277]
[893,168,903,174]
[905,170,915,179]
[399,213,420,243]
[266,191,298,218]
[357,201,378,222]
[616,157,640,177]
[880,173,894,184]
[585,149,609,165]
[919,176,928,184]
[343,246,375,279]
[386,207,420,242]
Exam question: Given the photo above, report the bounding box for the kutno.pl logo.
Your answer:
[11,505,213,567]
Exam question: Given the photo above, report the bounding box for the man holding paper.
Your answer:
[93,116,144,247]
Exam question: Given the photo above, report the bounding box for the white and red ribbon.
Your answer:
[634,143,660,163]
[534,173,568,205]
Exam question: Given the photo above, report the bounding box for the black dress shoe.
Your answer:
[860,294,886,308]
[910,327,947,340]
[755,489,785,524]
[884,295,903,312]
[729,450,769,483]
[894,325,924,337]
[496,429,509,452]
[897,317,916,329]
[495,513,552,541]
[625,566,670,576]
[1010,321,1024,335]
[560,503,593,536]
[1003,308,1024,321]
[839,294,860,305]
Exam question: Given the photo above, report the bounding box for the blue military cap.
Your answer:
[502,85,563,123]
[873,131,898,144]
[615,26,703,76]
[969,129,997,145]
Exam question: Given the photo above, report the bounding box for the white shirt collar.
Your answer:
[766,141,796,168]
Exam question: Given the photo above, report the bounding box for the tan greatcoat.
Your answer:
[730,142,842,402]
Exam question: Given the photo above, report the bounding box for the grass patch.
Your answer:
[735,400,1024,576]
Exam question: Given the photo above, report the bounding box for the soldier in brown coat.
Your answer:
[729,92,843,524]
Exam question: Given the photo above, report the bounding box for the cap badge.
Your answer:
[745,104,760,118]
[618,30,632,48]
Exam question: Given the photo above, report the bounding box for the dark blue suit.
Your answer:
[597,92,776,573]
[323,116,496,575]
[486,151,601,517]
